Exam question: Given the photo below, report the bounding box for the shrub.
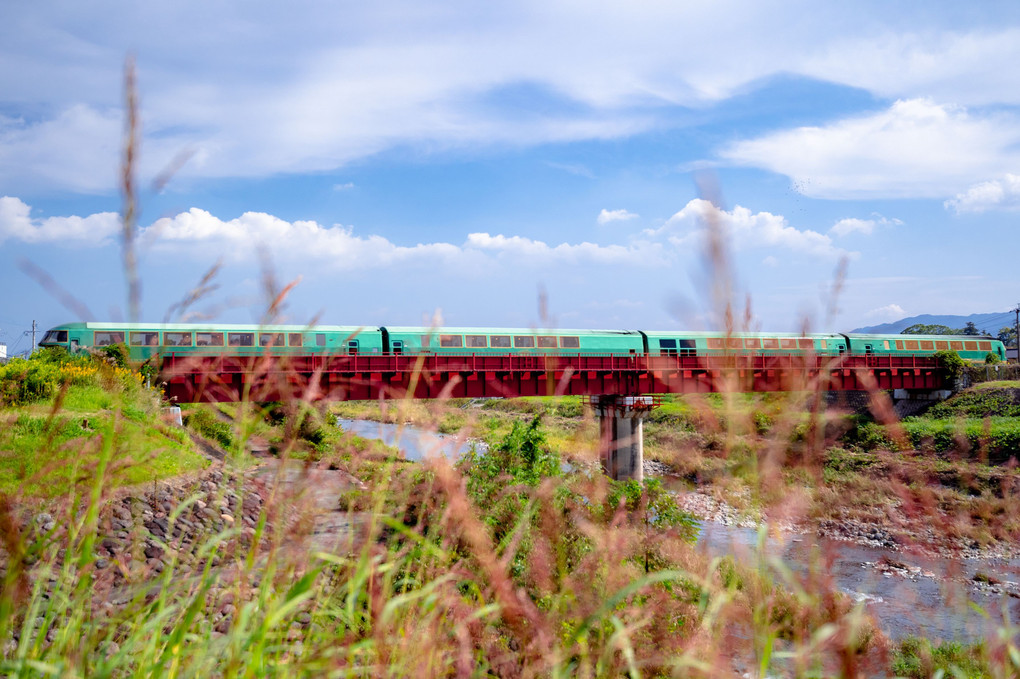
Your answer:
[0,358,63,407]
[98,342,130,367]
[933,349,966,379]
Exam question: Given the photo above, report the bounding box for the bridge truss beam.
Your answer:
[160,353,951,404]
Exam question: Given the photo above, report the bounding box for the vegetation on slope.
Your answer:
[0,349,207,497]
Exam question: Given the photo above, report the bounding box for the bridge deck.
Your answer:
[160,352,950,403]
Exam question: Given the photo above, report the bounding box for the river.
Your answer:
[339,418,1019,642]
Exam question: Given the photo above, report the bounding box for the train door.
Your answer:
[347,339,359,356]
[392,340,403,355]
[864,344,873,356]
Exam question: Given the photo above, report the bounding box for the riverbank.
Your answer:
[332,389,1020,562]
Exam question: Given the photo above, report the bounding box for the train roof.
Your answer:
[47,322,372,332]
[382,326,642,335]
[846,332,998,341]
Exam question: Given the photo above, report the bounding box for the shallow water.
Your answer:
[340,418,1019,642]
[337,418,487,461]
[697,521,1020,642]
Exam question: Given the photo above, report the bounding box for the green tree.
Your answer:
[900,324,961,335]
[963,321,980,336]
[997,326,1017,347]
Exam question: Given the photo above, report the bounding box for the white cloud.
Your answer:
[829,214,903,237]
[0,197,670,268]
[0,195,119,244]
[866,303,905,319]
[651,198,848,258]
[464,232,654,265]
[722,99,1020,199]
[762,255,779,267]
[597,208,639,225]
[142,205,660,268]
[945,174,1020,213]
[802,29,1020,108]
[332,182,355,191]
[147,208,464,268]
[6,4,1020,193]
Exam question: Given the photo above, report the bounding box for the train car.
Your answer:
[642,331,847,357]
[380,327,645,355]
[846,333,1006,362]
[38,322,384,361]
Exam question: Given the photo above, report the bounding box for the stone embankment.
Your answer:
[85,469,268,588]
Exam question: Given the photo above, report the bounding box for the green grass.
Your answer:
[972,380,1020,390]
[891,636,989,678]
[925,386,1020,419]
[0,412,207,497]
[59,383,116,412]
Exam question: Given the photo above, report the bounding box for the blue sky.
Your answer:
[4,0,1020,353]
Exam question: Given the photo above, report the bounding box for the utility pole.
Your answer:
[31,320,36,350]
[1015,305,1020,364]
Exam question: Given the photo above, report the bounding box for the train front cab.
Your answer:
[39,324,89,354]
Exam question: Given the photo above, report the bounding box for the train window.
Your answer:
[820,339,828,349]
[726,338,741,349]
[439,335,463,348]
[679,339,696,355]
[904,340,919,350]
[780,339,797,349]
[392,340,403,355]
[94,331,123,346]
[316,334,325,347]
[196,332,224,347]
[164,332,192,347]
[920,341,934,350]
[130,332,159,346]
[950,341,963,350]
[745,338,761,349]
[466,335,487,348]
[936,341,949,350]
[288,333,303,347]
[762,338,779,349]
[43,330,69,343]
[882,341,889,350]
[420,335,432,348]
[659,339,678,357]
[259,333,284,347]
[560,336,580,348]
[896,340,904,350]
[964,341,978,351]
[514,335,535,348]
[228,332,254,347]
[347,340,359,355]
[707,338,723,349]
[491,335,511,348]
[798,339,813,349]
[538,336,557,348]
[979,341,992,351]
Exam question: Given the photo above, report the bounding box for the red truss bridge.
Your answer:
[161,352,952,404]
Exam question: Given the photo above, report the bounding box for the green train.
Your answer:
[38,322,1007,362]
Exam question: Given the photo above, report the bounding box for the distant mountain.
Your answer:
[851,312,1014,336]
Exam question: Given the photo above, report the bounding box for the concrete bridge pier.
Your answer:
[590,396,659,482]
